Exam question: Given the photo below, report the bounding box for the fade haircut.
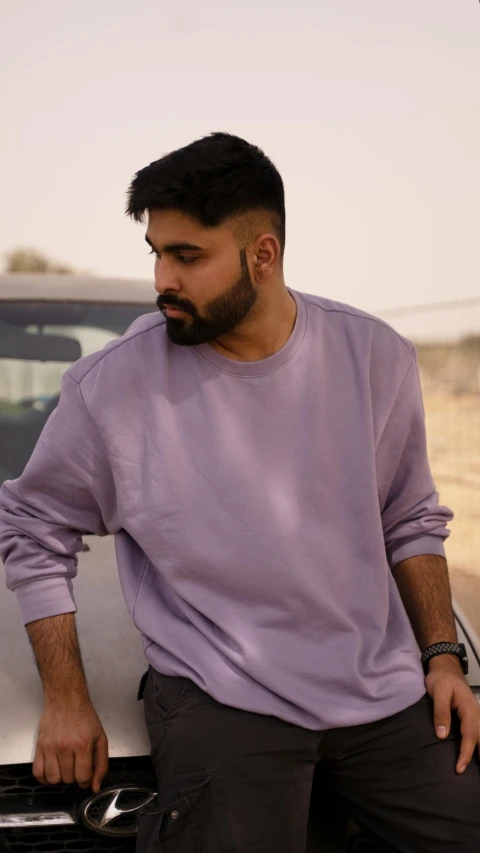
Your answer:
[126,132,286,262]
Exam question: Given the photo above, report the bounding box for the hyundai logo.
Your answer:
[80,786,157,837]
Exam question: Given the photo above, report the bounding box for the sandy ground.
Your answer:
[423,391,480,638]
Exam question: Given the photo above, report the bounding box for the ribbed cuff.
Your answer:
[13,577,77,625]
[387,535,447,570]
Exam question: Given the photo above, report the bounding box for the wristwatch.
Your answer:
[421,642,468,675]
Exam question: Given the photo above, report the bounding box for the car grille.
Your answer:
[0,757,155,797]
[0,757,156,853]
[1,825,136,852]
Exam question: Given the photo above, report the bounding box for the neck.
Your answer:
[208,283,297,362]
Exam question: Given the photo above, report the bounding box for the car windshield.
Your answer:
[0,301,151,486]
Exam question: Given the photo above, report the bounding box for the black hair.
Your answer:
[126,131,286,261]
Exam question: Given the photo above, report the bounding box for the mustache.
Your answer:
[156,295,196,315]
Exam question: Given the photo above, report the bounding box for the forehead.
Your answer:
[146,209,236,250]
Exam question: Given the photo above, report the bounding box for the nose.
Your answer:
[153,258,181,296]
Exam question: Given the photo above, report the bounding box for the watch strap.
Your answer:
[421,642,468,675]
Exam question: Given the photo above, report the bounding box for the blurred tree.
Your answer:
[4,248,74,274]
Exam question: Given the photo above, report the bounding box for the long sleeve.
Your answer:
[0,371,115,624]
[375,348,454,569]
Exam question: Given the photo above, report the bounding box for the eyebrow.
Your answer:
[145,235,205,253]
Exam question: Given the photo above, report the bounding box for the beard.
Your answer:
[155,248,258,346]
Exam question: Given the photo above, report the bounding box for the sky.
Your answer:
[1,0,479,323]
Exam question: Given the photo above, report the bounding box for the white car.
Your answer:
[1,273,479,853]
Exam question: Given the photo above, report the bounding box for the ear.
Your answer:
[252,233,280,282]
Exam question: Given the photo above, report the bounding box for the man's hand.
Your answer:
[426,655,480,774]
[33,697,109,793]
[25,614,108,793]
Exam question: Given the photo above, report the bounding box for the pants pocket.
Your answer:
[152,671,193,718]
[136,809,164,853]
[136,771,233,853]
[137,669,149,701]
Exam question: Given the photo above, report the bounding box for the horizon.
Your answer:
[1,0,479,318]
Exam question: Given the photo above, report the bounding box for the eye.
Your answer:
[177,255,198,264]
[148,248,160,259]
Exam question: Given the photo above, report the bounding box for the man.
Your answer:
[0,131,479,853]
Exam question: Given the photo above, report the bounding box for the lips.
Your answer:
[164,305,187,316]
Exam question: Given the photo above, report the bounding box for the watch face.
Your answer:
[459,644,469,674]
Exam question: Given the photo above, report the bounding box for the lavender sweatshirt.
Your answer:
[0,289,453,729]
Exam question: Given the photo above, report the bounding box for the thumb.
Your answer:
[91,732,109,794]
[432,686,452,739]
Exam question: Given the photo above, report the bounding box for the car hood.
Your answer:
[0,535,150,765]
[2,536,480,767]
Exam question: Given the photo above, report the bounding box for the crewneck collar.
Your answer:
[192,289,307,378]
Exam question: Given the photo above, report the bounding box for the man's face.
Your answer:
[146,209,258,346]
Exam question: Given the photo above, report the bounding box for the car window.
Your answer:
[0,301,151,486]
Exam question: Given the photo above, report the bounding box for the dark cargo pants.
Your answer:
[136,665,480,852]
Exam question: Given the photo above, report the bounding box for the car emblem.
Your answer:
[80,786,157,836]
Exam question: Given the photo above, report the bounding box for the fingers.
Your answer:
[455,708,478,774]
[91,732,109,794]
[57,746,76,785]
[432,680,480,773]
[42,748,63,786]
[32,747,46,785]
[33,739,107,790]
[32,705,109,792]
[36,746,75,786]
[74,743,95,789]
